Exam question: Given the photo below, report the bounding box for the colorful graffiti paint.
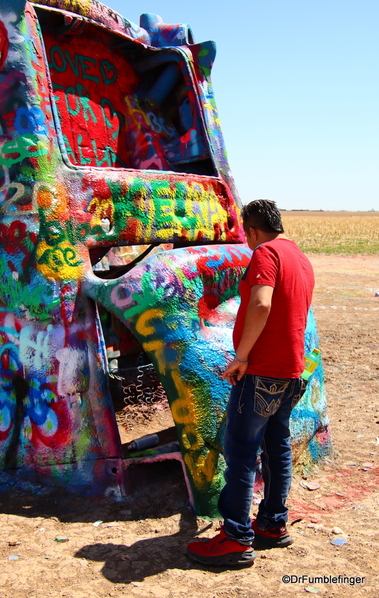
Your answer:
[0,0,330,515]
[84,245,329,512]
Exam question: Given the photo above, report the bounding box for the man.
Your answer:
[187,199,315,566]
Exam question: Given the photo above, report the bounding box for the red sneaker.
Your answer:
[252,519,294,548]
[186,526,256,566]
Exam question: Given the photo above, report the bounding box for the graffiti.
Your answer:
[0,20,8,69]
[45,32,138,168]
[0,134,49,167]
[0,264,58,321]
[56,346,88,396]
[0,181,31,216]
[0,308,117,472]
[44,26,212,173]
[49,47,118,85]
[2,178,237,252]
[14,106,48,136]
[19,324,56,372]
[36,239,83,280]
[84,245,329,512]
[0,0,329,515]
[36,0,130,33]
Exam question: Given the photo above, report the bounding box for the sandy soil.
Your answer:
[1,254,379,598]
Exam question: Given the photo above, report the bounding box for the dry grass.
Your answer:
[281,211,379,254]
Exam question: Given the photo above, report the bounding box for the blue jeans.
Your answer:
[218,374,307,545]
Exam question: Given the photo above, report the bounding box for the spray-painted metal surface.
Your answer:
[0,0,330,515]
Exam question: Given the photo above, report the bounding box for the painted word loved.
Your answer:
[48,47,118,86]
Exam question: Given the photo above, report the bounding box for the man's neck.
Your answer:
[257,232,287,245]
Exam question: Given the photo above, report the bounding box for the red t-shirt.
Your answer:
[233,239,315,378]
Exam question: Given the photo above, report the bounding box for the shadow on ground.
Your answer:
[0,459,191,523]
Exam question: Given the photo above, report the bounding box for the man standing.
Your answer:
[187,200,315,566]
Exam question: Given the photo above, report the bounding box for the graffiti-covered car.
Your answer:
[0,0,329,515]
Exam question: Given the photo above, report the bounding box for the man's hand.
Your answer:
[221,359,248,385]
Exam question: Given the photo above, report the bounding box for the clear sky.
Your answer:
[105,0,379,211]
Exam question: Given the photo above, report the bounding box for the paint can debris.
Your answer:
[127,433,159,451]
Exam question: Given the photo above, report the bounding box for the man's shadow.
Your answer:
[74,514,214,582]
[73,458,221,582]
[73,459,265,581]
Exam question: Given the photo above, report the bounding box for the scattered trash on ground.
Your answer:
[290,517,303,525]
[300,481,321,491]
[331,538,347,546]
[358,463,374,471]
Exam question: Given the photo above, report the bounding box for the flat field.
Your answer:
[281,211,379,254]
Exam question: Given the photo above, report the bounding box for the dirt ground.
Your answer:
[1,254,379,598]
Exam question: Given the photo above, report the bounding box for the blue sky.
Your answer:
[106,0,379,211]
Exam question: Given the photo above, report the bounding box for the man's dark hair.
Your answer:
[241,199,284,233]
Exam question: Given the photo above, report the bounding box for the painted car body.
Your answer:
[0,0,330,515]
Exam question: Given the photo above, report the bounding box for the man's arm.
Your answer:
[221,284,273,385]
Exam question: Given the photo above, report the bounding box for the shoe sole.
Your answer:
[253,534,294,549]
[186,547,256,566]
